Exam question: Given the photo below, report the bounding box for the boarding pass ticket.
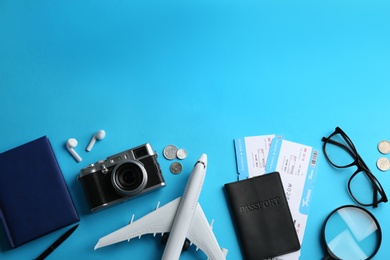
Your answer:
[234,135,319,260]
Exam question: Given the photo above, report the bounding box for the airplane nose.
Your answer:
[198,154,207,167]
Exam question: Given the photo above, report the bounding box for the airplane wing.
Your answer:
[94,197,180,250]
[187,203,228,260]
[95,198,227,259]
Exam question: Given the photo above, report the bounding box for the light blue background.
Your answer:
[1,1,390,259]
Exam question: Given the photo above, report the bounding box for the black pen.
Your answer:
[34,224,79,260]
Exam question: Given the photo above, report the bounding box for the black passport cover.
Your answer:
[0,136,79,248]
[224,172,300,260]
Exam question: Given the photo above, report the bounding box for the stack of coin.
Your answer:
[163,145,188,174]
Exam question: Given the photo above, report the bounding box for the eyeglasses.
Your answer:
[322,127,388,208]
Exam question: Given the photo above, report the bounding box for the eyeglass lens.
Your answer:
[323,132,356,167]
[323,206,381,260]
[349,172,379,206]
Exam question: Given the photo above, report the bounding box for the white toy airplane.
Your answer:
[94,154,228,260]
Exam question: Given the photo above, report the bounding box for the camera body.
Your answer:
[78,143,165,212]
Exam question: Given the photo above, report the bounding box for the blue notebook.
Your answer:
[0,136,79,248]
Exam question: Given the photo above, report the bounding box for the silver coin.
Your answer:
[170,162,182,174]
[377,157,390,171]
[163,145,178,160]
[176,148,187,160]
[378,140,390,154]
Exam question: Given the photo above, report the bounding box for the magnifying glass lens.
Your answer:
[324,206,380,260]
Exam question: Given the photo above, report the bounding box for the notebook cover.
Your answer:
[224,172,300,260]
[0,136,79,248]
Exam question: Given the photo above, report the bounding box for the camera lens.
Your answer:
[112,160,148,196]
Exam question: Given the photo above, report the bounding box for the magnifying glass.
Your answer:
[322,205,382,260]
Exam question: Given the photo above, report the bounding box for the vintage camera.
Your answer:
[78,143,166,212]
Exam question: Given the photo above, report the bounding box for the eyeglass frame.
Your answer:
[321,127,388,208]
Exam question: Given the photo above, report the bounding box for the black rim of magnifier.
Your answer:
[321,205,382,260]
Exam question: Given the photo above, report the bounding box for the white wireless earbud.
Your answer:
[66,138,82,162]
[86,130,106,152]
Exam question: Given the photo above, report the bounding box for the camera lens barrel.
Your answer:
[111,160,148,196]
